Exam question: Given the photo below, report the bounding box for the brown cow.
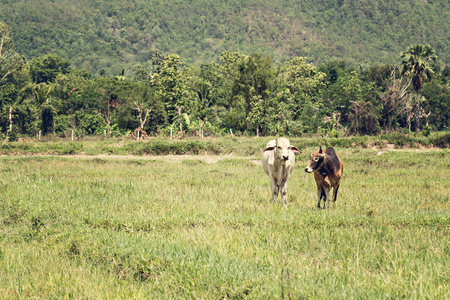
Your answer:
[305,146,344,209]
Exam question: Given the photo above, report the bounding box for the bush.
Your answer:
[75,111,106,135]
[8,126,19,142]
[54,114,74,134]
[129,140,216,155]
[381,132,416,147]
[422,125,432,137]
[60,142,83,154]
[431,133,450,148]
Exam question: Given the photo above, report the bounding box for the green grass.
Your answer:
[2,131,449,157]
[0,146,449,298]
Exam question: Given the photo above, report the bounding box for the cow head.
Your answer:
[264,137,299,164]
[305,146,326,173]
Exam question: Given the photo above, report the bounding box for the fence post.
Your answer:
[39,131,41,141]
[230,129,234,138]
[170,127,173,140]
[71,130,74,141]
[137,130,140,141]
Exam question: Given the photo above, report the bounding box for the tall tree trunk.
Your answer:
[9,106,12,134]
[415,91,420,131]
[134,102,151,130]
[199,119,205,139]
[176,106,183,133]
[406,106,412,135]
[106,98,111,135]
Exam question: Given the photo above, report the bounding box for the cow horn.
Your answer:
[319,146,322,152]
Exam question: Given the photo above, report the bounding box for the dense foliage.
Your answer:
[0,0,448,75]
[0,20,449,140]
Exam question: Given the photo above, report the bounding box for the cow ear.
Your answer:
[289,146,299,153]
[311,153,314,157]
[264,146,275,152]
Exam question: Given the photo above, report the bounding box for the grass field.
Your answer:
[0,143,449,298]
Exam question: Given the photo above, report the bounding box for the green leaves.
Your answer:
[151,54,195,119]
[33,83,53,106]
[0,22,25,87]
[30,54,71,84]
[401,44,437,92]
[0,22,13,57]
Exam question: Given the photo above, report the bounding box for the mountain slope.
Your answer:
[1,0,448,75]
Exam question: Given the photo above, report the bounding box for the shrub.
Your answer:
[60,142,83,154]
[421,125,432,137]
[8,126,19,142]
[54,114,74,134]
[129,140,212,155]
[431,133,450,148]
[381,132,416,147]
[75,111,106,135]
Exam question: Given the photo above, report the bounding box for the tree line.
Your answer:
[1,22,449,141]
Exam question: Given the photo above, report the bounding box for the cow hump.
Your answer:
[325,147,341,173]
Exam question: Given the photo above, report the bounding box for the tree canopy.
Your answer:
[0,0,448,75]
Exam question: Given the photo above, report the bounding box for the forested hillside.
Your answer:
[0,0,448,75]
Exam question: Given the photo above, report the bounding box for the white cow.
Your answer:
[262,137,299,204]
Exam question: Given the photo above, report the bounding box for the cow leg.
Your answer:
[323,187,332,209]
[317,186,324,209]
[270,176,279,202]
[280,178,288,204]
[333,184,340,205]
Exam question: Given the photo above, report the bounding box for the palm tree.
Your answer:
[400,44,437,131]
[34,83,56,135]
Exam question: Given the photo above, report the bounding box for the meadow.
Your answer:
[0,139,449,299]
